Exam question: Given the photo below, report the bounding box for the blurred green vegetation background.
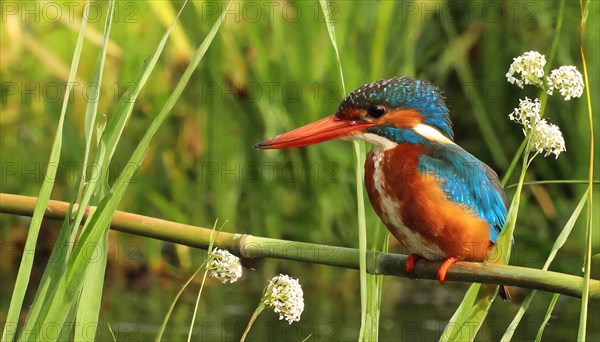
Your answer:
[1,0,598,340]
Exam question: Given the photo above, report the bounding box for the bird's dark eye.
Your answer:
[366,105,387,118]
[367,105,387,119]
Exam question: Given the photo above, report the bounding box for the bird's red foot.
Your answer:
[437,257,460,284]
[405,253,421,275]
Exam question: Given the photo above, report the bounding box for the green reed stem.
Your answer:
[2,193,598,301]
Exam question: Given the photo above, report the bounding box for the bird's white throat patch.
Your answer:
[413,124,455,144]
[352,133,397,152]
[351,124,453,152]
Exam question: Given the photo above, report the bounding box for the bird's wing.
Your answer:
[418,143,508,243]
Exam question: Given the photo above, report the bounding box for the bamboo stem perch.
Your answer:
[1,193,598,300]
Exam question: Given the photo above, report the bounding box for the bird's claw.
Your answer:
[437,256,460,284]
[405,253,421,276]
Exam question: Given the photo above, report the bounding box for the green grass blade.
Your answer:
[75,0,113,205]
[32,195,116,341]
[32,187,132,338]
[365,226,388,340]
[441,284,480,340]
[73,229,109,342]
[535,293,560,342]
[98,0,191,182]
[505,179,600,188]
[319,2,389,338]
[17,218,72,340]
[107,324,117,342]
[1,2,90,340]
[74,3,115,339]
[146,0,193,60]
[22,135,106,329]
[353,141,369,340]
[501,141,526,186]
[501,188,589,340]
[19,0,114,336]
[56,305,77,342]
[318,1,376,339]
[439,284,498,342]
[578,1,593,339]
[62,10,191,333]
[542,189,589,270]
[22,0,189,338]
[318,0,346,95]
[30,0,229,336]
[20,139,106,340]
[365,3,394,338]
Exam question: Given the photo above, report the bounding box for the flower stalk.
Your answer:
[240,302,266,342]
[241,275,304,341]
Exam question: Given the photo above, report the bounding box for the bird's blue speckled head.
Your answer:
[336,77,453,140]
[255,77,454,150]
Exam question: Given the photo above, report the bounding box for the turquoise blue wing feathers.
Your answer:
[418,143,508,243]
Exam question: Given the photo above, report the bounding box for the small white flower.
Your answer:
[208,248,242,284]
[546,65,584,100]
[263,274,304,324]
[506,51,546,88]
[509,97,541,129]
[529,119,566,158]
[509,97,566,158]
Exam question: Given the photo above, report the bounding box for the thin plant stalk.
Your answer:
[157,221,224,341]
[187,267,211,342]
[240,303,267,342]
[536,293,561,341]
[506,179,599,188]
[155,265,204,342]
[187,221,222,342]
[317,2,376,340]
[577,0,593,339]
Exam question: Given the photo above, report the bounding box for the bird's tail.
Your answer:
[499,285,511,302]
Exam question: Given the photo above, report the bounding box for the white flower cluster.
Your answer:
[263,274,304,324]
[208,248,243,284]
[529,119,566,158]
[506,51,546,88]
[509,98,565,158]
[506,51,584,101]
[505,51,581,158]
[546,65,584,101]
[508,97,541,129]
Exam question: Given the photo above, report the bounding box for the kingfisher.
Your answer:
[255,77,510,300]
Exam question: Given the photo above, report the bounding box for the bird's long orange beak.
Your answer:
[255,115,374,149]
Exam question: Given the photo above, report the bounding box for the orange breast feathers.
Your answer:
[364,144,493,262]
